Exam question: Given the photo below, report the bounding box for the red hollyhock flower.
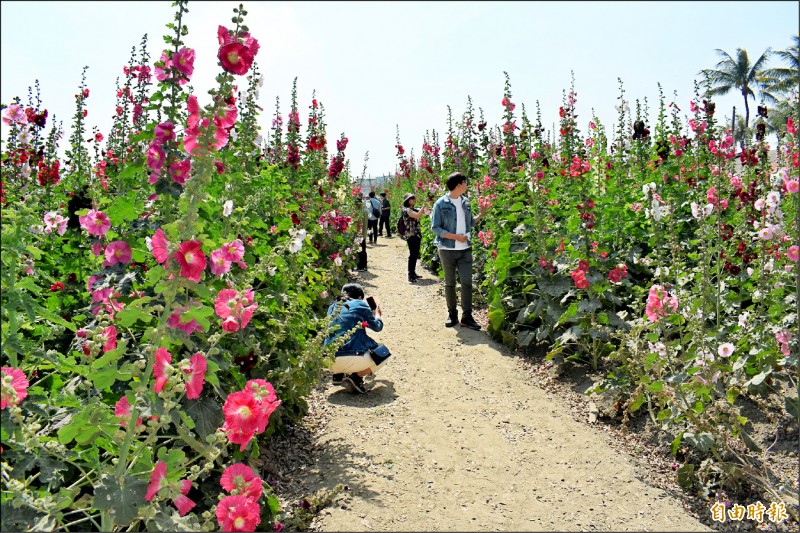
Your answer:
[174,241,206,282]
[223,390,261,434]
[577,259,590,272]
[218,42,255,75]
[50,282,64,292]
[114,395,143,427]
[216,495,261,532]
[173,479,196,516]
[183,353,207,400]
[608,268,623,283]
[151,228,170,263]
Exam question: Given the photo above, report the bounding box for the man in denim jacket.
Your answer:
[430,172,488,330]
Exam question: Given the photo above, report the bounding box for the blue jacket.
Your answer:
[430,193,476,248]
[324,298,383,356]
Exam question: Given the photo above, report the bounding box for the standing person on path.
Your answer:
[401,192,424,283]
[366,191,382,244]
[356,195,368,271]
[430,172,488,330]
[378,192,392,237]
[324,283,390,394]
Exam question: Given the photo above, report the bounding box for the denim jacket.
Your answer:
[430,193,475,248]
[324,298,383,356]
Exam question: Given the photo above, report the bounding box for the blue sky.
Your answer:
[1,1,797,177]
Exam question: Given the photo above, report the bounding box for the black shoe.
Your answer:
[445,312,459,328]
[344,373,369,394]
[408,274,416,283]
[332,373,345,385]
[410,272,421,280]
[460,315,481,330]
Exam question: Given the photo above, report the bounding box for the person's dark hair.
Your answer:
[368,191,376,198]
[446,172,467,191]
[379,192,386,198]
[341,282,365,300]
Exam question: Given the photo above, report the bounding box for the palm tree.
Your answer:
[699,47,772,128]
[760,35,799,104]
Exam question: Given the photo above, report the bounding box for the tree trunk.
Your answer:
[742,89,750,128]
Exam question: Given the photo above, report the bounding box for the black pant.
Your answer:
[368,219,379,243]
[357,238,367,269]
[378,215,392,237]
[407,234,421,275]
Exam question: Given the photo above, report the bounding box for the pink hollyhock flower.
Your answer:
[216,495,261,532]
[787,117,796,135]
[91,242,104,256]
[174,241,206,282]
[154,122,176,143]
[103,240,132,267]
[79,209,111,236]
[786,179,799,193]
[114,395,143,427]
[169,159,191,185]
[145,461,167,501]
[183,353,206,400]
[1,367,29,409]
[173,47,195,83]
[222,316,240,332]
[222,240,245,262]
[717,342,735,358]
[223,390,262,435]
[155,51,172,82]
[215,289,241,319]
[151,228,170,264]
[101,325,117,353]
[167,307,203,336]
[788,245,799,262]
[645,284,678,322]
[214,102,238,130]
[173,479,196,516]
[273,523,285,532]
[3,104,28,126]
[186,94,201,129]
[210,249,232,276]
[154,347,173,393]
[220,463,263,500]
[239,303,257,329]
[218,42,255,76]
[147,142,166,171]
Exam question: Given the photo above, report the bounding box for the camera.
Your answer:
[366,296,377,310]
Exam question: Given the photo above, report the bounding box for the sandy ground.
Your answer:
[285,236,711,532]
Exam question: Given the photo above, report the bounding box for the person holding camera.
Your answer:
[324,282,391,393]
[401,192,424,283]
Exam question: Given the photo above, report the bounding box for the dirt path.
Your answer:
[288,236,710,532]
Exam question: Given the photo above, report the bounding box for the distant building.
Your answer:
[359,174,394,192]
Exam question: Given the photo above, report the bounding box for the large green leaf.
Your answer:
[93,475,148,526]
[184,397,223,440]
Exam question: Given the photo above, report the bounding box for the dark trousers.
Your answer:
[378,215,392,237]
[367,219,379,243]
[437,247,473,317]
[407,235,421,274]
[357,238,367,269]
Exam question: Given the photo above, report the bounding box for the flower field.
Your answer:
[1,1,798,531]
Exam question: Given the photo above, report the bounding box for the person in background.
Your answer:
[366,191,382,244]
[401,192,424,283]
[356,195,368,271]
[378,192,392,238]
[430,172,488,330]
[324,283,389,393]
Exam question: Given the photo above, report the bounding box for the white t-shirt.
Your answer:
[451,196,470,250]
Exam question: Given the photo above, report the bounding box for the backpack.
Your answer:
[396,212,410,240]
[370,199,381,219]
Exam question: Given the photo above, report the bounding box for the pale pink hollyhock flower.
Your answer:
[153,347,173,393]
[145,461,167,501]
[221,240,245,262]
[1,367,29,409]
[3,104,28,126]
[173,479,196,516]
[717,343,735,358]
[210,249,232,276]
[239,303,257,329]
[147,142,166,171]
[183,353,206,400]
[270,225,278,234]
[216,494,261,532]
[220,463,263,500]
[758,227,774,240]
[80,209,111,236]
[103,240,132,267]
[788,245,799,262]
[170,159,191,184]
[173,47,196,83]
[151,228,170,264]
[786,179,799,193]
[154,122,176,143]
[148,172,160,185]
[173,241,206,282]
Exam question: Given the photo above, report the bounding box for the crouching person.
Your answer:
[324,282,391,393]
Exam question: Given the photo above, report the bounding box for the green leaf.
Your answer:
[785,396,800,419]
[671,432,683,456]
[739,431,761,453]
[557,302,579,326]
[629,393,645,412]
[676,463,695,488]
[117,304,153,328]
[116,165,144,183]
[683,431,715,452]
[93,475,148,526]
[646,381,663,392]
[88,363,118,390]
[184,397,223,441]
